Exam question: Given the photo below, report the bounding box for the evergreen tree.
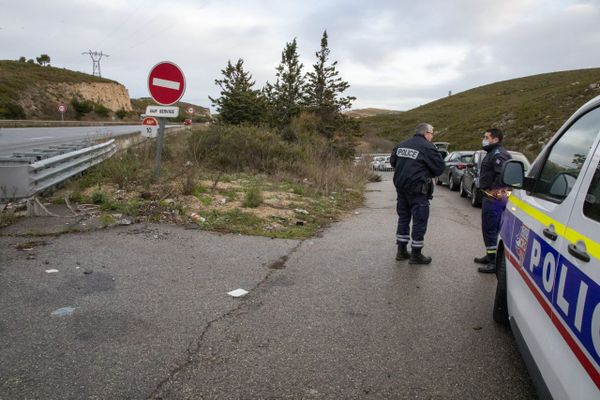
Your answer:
[304,31,356,137]
[209,59,266,125]
[264,38,305,129]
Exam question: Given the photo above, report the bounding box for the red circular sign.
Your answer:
[58,104,66,112]
[147,61,186,106]
[142,116,158,126]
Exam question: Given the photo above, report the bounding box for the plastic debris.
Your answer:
[52,307,76,317]
[294,208,309,215]
[45,269,59,273]
[227,288,248,298]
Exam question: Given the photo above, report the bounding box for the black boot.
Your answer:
[409,248,432,265]
[474,254,491,264]
[395,243,411,261]
[477,255,496,273]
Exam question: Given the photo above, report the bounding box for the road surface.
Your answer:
[0,173,536,399]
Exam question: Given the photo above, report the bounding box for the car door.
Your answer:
[549,141,600,398]
[442,152,455,183]
[463,151,480,194]
[504,105,600,399]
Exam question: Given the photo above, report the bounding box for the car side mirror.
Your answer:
[501,160,525,188]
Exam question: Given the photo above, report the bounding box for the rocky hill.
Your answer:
[0,60,209,122]
[360,68,600,159]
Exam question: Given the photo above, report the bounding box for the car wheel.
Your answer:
[493,248,509,326]
[448,174,457,191]
[459,179,467,198]
[435,176,442,186]
[471,185,481,207]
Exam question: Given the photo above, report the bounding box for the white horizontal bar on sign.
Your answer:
[145,106,180,118]
[152,78,180,90]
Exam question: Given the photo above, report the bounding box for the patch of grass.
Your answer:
[197,209,263,235]
[242,186,263,208]
[91,191,108,205]
[99,213,115,227]
[218,188,240,202]
[197,194,212,206]
[193,183,208,196]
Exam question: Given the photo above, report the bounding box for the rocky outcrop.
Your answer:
[45,82,132,111]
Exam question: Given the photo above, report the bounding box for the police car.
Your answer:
[496,95,600,399]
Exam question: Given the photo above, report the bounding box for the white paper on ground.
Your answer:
[45,269,59,273]
[227,288,248,298]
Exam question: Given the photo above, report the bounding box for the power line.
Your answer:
[81,50,110,77]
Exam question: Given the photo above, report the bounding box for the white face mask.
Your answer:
[482,139,490,147]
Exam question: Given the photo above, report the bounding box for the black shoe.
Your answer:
[474,255,491,264]
[478,263,496,273]
[395,244,411,261]
[409,249,432,265]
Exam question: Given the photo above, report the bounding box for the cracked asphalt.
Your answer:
[0,173,536,399]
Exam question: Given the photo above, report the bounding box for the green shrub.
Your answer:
[187,124,300,173]
[91,191,107,204]
[95,104,110,117]
[70,96,94,119]
[243,186,263,208]
[115,109,127,119]
[0,102,26,119]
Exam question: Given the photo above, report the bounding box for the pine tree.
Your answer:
[209,59,266,125]
[264,38,305,129]
[304,31,356,137]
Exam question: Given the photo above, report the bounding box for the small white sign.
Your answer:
[145,105,179,118]
[142,125,158,138]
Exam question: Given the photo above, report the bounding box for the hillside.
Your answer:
[0,60,210,122]
[0,60,133,120]
[360,68,600,160]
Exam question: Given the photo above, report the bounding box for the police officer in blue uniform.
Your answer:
[390,123,445,264]
[474,128,512,273]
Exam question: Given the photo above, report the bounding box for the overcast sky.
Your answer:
[2,0,600,111]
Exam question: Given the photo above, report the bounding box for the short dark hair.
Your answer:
[486,128,503,142]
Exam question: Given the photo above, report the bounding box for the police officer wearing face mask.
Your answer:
[390,123,445,264]
[474,128,512,273]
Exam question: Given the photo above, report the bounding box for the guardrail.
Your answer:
[0,139,116,202]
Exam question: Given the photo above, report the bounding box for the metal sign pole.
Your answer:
[61,111,64,122]
[154,117,166,178]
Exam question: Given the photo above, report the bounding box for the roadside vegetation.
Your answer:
[38,30,374,239]
[359,68,600,160]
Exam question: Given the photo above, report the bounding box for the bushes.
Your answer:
[0,101,26,119]
[187,124,299,173]
[70,96,94,119]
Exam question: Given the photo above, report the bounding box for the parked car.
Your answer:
[494,95,600,399]
[437,151,475,191]
[371,155,386,170]
[378,156,393,171]
[460,150,531,207]
[434,141,450,159]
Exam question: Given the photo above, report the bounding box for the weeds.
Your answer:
[243,186,263,208]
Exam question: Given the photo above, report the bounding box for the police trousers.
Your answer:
[396,191,430,249]
[481,196,507,255]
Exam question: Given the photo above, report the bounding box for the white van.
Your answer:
[497,95,600,398]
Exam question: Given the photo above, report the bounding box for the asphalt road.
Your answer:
[0,173,536,399]
[0,125,147,156]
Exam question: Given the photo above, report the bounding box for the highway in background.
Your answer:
[0,125,146,157]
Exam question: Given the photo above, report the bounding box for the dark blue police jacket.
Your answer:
[390,135,445,192]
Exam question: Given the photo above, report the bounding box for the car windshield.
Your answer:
[459,154,473,163]
[374,156,385,162]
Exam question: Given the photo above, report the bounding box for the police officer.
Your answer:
[474,128,512,273]
[390,123,445,264]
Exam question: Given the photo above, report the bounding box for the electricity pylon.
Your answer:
[82,50,110,77]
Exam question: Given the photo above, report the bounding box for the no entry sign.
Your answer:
[147,61,186,105]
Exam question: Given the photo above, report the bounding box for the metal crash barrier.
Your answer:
[0,139,116,202]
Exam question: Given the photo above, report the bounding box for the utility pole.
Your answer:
[81,50,110,77]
